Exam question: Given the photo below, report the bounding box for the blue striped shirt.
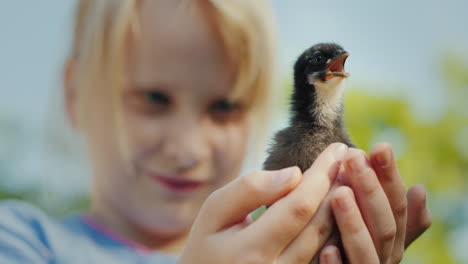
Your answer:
[0,200,178,264]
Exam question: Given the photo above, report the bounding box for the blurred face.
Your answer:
[69,0,250,247]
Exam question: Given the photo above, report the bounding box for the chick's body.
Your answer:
[264,121,353,172]
[264,42,355,172]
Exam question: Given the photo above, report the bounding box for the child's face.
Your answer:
[73,1,250,238]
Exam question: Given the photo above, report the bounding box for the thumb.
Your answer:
[195,167,302,234]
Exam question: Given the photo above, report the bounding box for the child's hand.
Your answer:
[178,143,348,264]
[318,143,432,264]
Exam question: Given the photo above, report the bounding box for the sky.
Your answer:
[0,0,467,194]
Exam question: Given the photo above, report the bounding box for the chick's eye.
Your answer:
[311,53,324,63]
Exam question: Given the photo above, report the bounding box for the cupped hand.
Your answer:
[319,143,432,264]
[178,143,348,264]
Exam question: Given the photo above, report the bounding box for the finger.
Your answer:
[196,166,302,234]
[370,142,407,262]
[246,143,348,256]
[332,186,379,264]
[230,214,255,232]
[405,184,432,248]
[345,148,396,262]
[320,245,343,264]
[277,184,337,264]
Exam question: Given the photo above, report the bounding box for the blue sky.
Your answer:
[1,0,467,129]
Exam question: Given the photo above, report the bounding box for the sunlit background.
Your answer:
[1,1,467,263]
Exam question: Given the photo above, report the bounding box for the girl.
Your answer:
[0,0,431,263]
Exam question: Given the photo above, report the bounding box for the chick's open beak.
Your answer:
[324,52,350,81]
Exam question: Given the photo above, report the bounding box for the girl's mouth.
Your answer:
[151,174,204,194]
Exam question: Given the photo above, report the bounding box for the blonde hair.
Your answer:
[68,0,277,161]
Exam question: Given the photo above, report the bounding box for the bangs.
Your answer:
[204,0,277,112]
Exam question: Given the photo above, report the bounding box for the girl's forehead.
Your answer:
[128,0,234,96]
[137,0,224,60]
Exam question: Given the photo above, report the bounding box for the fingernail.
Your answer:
[322,247,341,264]
[334,143,348,160]
[334,249,342,263]
[375,151,389,167]
[336,193,351,211]
[330,249,342,263]
[272,166,299,187]
[322,254,332,264]
[348,155,367,172]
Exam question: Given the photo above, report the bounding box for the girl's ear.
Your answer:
[63,58,79,130]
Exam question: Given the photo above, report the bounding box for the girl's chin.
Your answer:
[137,214,194,237]
[132,221,191,254]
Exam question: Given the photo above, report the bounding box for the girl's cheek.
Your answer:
[212,119,250,183]
[120,106,167,155]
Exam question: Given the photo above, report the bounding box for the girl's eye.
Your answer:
[210,99,242,123]
[212,100,238,112]
[144,91,170,105]
[126,90,171,115]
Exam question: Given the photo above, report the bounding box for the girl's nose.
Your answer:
[175,156,199,172]
[161,117,209,172]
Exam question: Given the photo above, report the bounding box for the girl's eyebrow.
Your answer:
[128,81,171,91]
